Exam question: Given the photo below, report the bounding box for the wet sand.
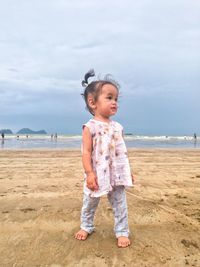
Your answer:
[0,149,200,267]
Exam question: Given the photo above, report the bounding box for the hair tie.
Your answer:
[81,69,95,87]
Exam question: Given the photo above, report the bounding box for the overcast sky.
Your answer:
[0,0,200,135]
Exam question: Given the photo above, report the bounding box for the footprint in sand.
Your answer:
[181,239,199,249]
[20,208,36,213]
[175,193,187,199]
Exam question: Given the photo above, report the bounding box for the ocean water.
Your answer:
[0,134,199,149]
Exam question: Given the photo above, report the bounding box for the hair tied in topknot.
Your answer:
[81,69,95,87]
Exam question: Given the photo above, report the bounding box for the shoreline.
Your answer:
[0,147,200,152]
[1,134,199,150]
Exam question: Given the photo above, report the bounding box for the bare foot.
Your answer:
[117,236,131,248]
[74,229,89,241]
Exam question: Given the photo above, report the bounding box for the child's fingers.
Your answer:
[94,183,99,191]
[87,182,95,190]
[94,176,99,190]
[131,174,136,183]
[87,182,97,191]
[131,173,136,179]
[86,175,99,191]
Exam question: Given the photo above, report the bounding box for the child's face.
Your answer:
[94,84,118,119]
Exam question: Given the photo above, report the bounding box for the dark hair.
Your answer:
[81,69,120,115]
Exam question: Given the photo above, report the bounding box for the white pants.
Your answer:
[80,186,129,238]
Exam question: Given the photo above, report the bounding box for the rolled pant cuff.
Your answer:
[115,232,129,238]
[81,226,94,235]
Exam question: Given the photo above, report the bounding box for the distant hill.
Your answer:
[0,129,13,134]
[17,128,47,134]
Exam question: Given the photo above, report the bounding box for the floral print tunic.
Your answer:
[83,119,133,197]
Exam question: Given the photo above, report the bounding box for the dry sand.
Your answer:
[0,149,200,267]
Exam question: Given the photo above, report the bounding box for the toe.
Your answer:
[117,237,131,248]
[74,233,80,240]
[75,230,88,241]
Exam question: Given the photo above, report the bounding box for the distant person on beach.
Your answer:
[194,133,197,147]
[1,132,5,147]
[75,69,135,248]
[1,132,5,146]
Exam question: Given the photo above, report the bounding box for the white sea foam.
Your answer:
[0,134,198,149]
[124,135,194,141]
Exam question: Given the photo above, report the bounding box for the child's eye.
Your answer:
[107,96,112,100]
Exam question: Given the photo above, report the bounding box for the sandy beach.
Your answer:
[0,149,200,267]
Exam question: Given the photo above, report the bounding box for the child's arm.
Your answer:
[82,126,98,191]
[122,129,136,185]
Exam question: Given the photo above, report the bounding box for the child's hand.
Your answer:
[131,173,136,184]
[86,171,99,191]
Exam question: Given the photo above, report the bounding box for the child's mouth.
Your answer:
[111,107,117,112]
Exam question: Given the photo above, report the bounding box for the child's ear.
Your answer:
[88,96,96,109]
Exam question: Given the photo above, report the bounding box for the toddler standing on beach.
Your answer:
[75,70,134,248]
